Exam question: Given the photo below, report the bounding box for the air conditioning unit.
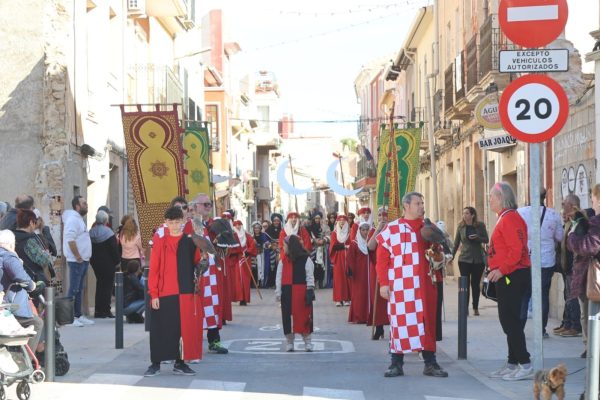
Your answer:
[127,0,146,16]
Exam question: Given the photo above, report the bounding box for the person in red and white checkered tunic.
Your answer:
[375,192,448,378]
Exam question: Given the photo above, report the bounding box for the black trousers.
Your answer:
[392,350,436,366]
[207,327,220,344]
[497,268,531,365]
[92,264,115,315]
[436,281,443,341]
[458,261,484,310]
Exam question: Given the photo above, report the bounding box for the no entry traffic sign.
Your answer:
[499,0,568,48]
[499,74,569,143]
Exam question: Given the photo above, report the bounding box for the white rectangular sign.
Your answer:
[507,5,559,22]
[499,49,568,73]
[479,132,517,151]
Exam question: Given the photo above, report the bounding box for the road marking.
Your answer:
[188,379,246,391]
[84,373,142,385]
[259,324,281,331]
[303,387,365,400]
[424,397,477,400]
[221,338,355,355]
[506,5,558,22]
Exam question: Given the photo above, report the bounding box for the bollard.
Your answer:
[458,276,468,360]
[115,272,124,349]
[143,267,150,332]
[586,301,600,400]
[44,287,55,382]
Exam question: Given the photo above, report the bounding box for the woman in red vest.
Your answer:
[330,215,352,306]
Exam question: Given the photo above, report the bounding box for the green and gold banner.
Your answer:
[183,125,211,201]
[376,127,422,220]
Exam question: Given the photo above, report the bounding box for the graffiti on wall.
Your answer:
[561,164,590,209]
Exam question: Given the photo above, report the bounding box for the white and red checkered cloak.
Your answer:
[375,218,427,354]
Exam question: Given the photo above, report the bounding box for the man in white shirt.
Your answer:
[517,188,563,337]
[62,196,94,327]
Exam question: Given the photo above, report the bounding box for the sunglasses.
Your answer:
[201,202,213,207]
[175,204,188,210]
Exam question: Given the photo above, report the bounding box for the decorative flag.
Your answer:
[120,104,187,247]
[183,123,212,201]
[376,127,422,220]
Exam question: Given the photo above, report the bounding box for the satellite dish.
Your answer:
[326,159,362,197]
[276,159,312,195]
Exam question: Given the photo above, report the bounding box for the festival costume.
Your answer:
[228,228,257,303]
[276,255,315,335]
[148,227,204,362]
[278,224,313,262]
[375,218,437,354]
[347,239,371,323]
[329,226,352,303]
[367,228,389,327]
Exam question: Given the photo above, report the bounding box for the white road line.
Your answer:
[424,397,477,400]
[187,379,247,392]
[507,5,559,22]
[302,387,365,400]
[84,373,142,385]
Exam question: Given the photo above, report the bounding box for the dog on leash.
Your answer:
[533,363,567,400]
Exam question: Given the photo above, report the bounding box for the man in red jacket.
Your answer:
[376,192,448,378]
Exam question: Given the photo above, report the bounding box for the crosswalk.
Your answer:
[26,374,474,400]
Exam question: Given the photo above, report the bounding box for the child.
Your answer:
[123,259,145,323]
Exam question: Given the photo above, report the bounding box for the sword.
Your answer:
[240,256,263,300]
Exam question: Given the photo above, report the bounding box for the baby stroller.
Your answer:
[0,303,45,400]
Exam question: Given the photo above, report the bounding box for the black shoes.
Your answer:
[126,314,145,324]
[208,341,229,354]
[95,312,115,318]
[173,362,196,376]
[423,363,449,378]
[372,326,384,340]
[240,301,247,306]
[144,363,160,377]
[384,363,404,377]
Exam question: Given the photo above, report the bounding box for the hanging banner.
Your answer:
[376,128,422,220]
[183,124,212,201]
[120,105,187,247]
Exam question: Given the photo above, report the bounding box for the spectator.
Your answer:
[33,209,57,257]
[554,195,582,338]
[14,209,53,285]
[123,259,145,323]
[90,210,120,318]
[118,215,144,272]
[517,188,563,337]
[62,195,94,327]
[0,194,34,231]
[567,184,600,361]
[487,182,532,381]
[0,229,44,353]
[452,206,489,316]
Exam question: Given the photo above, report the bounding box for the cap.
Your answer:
[286,212,299,220]
[233,220,243,227]
[357,207,371,216]
[336,215,348,222]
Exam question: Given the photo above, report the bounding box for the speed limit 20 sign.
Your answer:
[499,74,569,143]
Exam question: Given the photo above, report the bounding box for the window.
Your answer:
[205,104,220,151]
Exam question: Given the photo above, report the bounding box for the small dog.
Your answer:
[533,363,567,400]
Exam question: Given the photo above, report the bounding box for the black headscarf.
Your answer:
[326,212,337,232]
[265,213,283,241]
[307,211,323,238]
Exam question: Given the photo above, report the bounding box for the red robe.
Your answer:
[329,231,351,302]
[376,218,437,353]
[367,228,389,327]
[148,227,204,362]
[278,226,313,262]
[347,240,371,323]
[228,232,257,303]
[280,255,313,334]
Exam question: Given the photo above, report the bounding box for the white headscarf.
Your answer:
[284,219,299,237]
[234,224,247,247]
[355,222,370,255]
[335,220,349,243]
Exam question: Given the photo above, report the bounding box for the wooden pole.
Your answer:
[336,154,349,215]
[288,155,299,213]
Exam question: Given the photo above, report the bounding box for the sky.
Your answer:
[198,0,598,140]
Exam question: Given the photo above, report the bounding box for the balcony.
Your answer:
[444,63,454,114]
[354,157,376,190]
[479,14,515,94]
[128,64,183,107]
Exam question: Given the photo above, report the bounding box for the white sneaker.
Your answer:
[69,319,84,327]
[335,302,342,307]
[502,364,534,381]
[490,363,517,378]
[78,315,95,325]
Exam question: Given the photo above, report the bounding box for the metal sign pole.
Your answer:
[530,142,543,372]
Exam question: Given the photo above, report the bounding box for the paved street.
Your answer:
[6,278,587,400]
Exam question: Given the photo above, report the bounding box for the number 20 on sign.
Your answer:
[499,74,569,143]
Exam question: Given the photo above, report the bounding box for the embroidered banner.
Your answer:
[183,123,212,201]
[376,128,422,220]
[120,105,187,246]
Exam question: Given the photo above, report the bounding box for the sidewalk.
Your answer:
[437,276,587,400]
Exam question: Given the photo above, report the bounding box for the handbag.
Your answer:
[587,257,600,302]
[55,296,74,325]
[481,270,498,302]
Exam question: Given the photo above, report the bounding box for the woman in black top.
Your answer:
[452,207,489,315]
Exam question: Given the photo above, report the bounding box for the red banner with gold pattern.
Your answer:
[120,105,187,247]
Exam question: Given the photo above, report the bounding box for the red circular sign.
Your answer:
[499,75,569,143]
[499,0,568,48]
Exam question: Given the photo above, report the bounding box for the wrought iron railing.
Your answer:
[466,34,478,91]
[444,63,454,112]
